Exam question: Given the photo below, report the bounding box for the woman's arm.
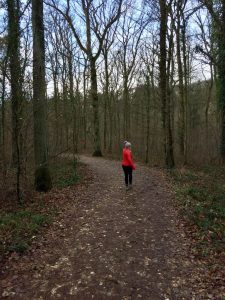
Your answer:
[127,151,136,170]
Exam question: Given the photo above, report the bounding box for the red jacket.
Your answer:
[122,148,136,170]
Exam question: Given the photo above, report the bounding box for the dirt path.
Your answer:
[1,156,208,299]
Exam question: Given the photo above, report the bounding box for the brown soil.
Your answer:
[0,156,214,299]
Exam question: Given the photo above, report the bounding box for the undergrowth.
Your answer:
[169,166,225,256]
[0,157,81,257]
[51,158,79,188]
[0,211,50,254]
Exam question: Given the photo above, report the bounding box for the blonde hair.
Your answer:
[125,142,131,148]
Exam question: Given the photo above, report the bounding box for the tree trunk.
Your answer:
[90,57,102,156]
[68,53,77,153]
[123,75,130,139]
[52,53,59,150]
[0,57,7,174]
[145,75,151,164]
[62,76,69,150]
[205,63,213,157]
[32,0,52,192]
[7,0,23,202]
[176,12,185,160]
[218,1,225,161]
[181,17,188,164]
[166,17,175,168]
[83,61,87,150]
[159,0,174,168]
[103,51,112,153]
[103,53,108,151]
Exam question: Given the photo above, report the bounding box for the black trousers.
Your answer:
[122,165,133,186]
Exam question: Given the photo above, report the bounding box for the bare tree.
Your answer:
[46,0,123,156]
[116,9,145,140]
[198,0,225,161]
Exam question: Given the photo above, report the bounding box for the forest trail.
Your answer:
[1,156,207,299]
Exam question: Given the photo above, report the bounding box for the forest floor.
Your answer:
[0,156,224,299]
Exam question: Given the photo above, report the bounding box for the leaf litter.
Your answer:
[0,155,224,299]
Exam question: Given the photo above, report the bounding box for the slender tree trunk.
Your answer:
[205,63,213,156]
[150,65,157,161]
[108,93,113,153]
[181,17,188,164]
[145,75,151,164]
[159,0,167,154]
[159,0,174,168]
[103,53,108,150]
[62,76,69,150]
[68,53,77,153]
[61,53,69,149]
[103,51,112,152]
[53,85,59,150]
[90,57,102,156]
[83,63,87,150]
[176,15,185,160]
[7,0,23,202]
[116,91,121,151]
[52,54,59,150]
[74,90,80,153]
[167,19,175,168]
[218,1,225,161]
[1,57,7,174]
[103,96,107,150]
[32,0,52,191]
[123,75,130,139]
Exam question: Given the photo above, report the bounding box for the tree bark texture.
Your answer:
[32,0,52,191]
[159,0,175,168]
[218,0,225,160]
[7,0,23,201]
[90,57,102,156]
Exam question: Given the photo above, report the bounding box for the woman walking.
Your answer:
[122,142,136,190]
